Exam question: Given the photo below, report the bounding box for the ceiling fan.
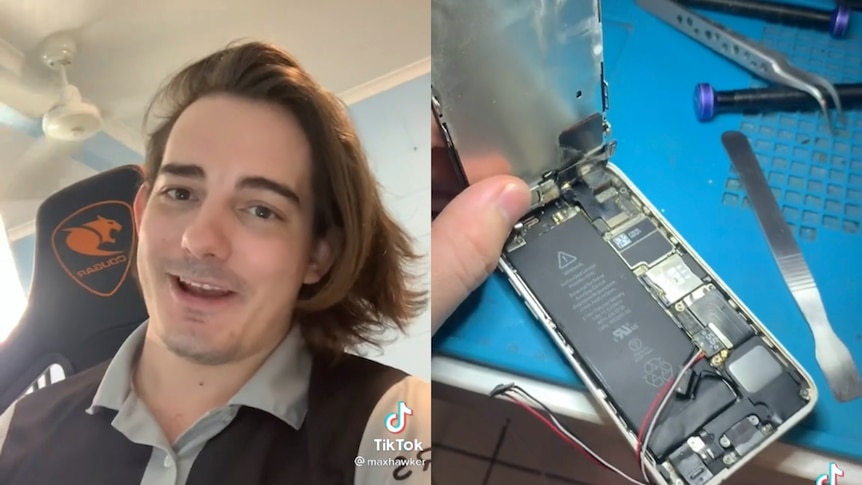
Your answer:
[0,31,104,202]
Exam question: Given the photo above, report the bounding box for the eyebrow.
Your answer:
[159,162,302,208]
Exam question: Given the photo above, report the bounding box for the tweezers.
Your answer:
[636,0,844,131]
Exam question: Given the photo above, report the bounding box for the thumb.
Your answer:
[431,175,531,333]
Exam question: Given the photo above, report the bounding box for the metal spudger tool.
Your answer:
[636,0,845,131]
[721,131,862,403]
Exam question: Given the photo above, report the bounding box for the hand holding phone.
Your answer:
[430,111,530,333]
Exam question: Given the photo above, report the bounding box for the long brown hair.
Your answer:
[141,40,427,359]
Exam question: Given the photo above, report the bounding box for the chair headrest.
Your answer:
[0,165,148,412]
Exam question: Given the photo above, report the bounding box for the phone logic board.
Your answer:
[501,167,815,485]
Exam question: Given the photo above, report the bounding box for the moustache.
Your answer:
[162,258,247,293]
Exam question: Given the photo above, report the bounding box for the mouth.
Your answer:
[169,274,238,303]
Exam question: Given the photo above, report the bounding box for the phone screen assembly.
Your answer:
[431,1,818,484]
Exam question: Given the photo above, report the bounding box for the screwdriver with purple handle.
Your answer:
[674,0,852,38]
[694,83,862,121]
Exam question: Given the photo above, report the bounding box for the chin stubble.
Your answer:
[159,316,239,366]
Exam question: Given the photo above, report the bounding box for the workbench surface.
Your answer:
[433,0,862,463]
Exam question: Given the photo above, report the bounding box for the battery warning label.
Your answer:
[558,251,578,270]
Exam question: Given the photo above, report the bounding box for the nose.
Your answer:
[181,206,231,260]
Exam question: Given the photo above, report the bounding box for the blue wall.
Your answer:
[347,73,431,242]
[10,235,35,294]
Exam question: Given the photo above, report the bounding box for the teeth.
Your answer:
[179,277,228,292]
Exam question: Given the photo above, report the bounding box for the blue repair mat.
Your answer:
[432,0,862,463]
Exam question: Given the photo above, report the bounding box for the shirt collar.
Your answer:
[87,320,312,430]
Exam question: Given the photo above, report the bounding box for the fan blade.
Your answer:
[0,69,58,119]
[0,136,83,200]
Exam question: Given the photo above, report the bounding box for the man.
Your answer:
[0,41,431,484]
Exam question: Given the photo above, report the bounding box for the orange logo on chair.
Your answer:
[51,200,136,298]
[62,216,124,257]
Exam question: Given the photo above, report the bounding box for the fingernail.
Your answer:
[497,182,530,226]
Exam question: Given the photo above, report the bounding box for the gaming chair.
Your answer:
[0,165,149,414]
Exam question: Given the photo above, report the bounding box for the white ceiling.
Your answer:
[0,0,430,238]
[0,0,430,135]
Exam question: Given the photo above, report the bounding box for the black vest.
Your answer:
[0,353,406,485]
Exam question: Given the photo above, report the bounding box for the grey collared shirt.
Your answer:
[0,322,431,484]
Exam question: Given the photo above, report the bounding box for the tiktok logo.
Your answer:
[384,401,413,434]
[815,462,845,484]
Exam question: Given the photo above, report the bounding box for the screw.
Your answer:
[722,455,735,465]
[800,389,811,400]
[674,302,686,312]
[748,416,760,425]
[719,436,731,447]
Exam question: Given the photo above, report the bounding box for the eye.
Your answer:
[161,187,192,201]
[248,205,281,221]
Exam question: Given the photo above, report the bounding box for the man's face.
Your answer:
[133,94,333,365]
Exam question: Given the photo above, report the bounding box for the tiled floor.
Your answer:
[432,383,635,485]
[431,382,817,485]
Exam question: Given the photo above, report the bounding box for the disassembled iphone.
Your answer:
[431,1,818,484]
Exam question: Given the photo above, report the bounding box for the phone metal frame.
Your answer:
[497,162,818,484]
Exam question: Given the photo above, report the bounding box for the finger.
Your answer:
[430,175,531,332]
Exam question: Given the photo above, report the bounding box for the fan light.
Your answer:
[42,102,102,141]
